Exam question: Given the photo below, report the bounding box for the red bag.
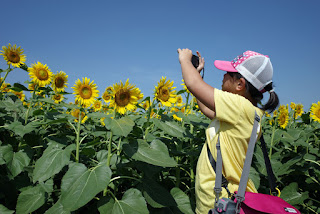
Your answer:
[235,192,301,214]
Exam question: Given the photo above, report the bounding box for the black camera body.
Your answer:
[191,54,205,78]
[191,54,199,68]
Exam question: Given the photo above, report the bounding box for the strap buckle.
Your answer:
[270,187,281,197]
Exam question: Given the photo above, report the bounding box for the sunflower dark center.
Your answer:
[54,94,62,100]
[37,69,49,80]
[80,86,92,99]
[115,90,130,107]
[55,77,65,88]
[159,87,169,101]
[8,51,20,63]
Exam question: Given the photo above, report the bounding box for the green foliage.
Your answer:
[251,108,320,213]
[0,86,319,214]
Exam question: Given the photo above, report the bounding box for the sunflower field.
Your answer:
[0,44,319,214]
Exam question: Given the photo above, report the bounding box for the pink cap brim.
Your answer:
[214,60,237,72]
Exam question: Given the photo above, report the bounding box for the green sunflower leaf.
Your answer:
[44,201,70,214]
[13,83,29,91]
[112,188,148,214]
[0,144,13,165]
[97,197,114,214]
[170,187,194,214]
[153,119,185,138]
[0,204,14,214]
[142,177,177,207]
[7,150,31,178]
[109,116,135,137]
[16,185,46,214]
[280,182,309,205]
[5,121,39,138]
[123,139,177,167]
[33,144,75,183]
[60,162,112,211]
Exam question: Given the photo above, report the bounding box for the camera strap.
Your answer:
[207,111,261,210]
[235,112,260,205]
[259,135,277,194]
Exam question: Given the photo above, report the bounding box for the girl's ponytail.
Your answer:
[231,73,279,113]
[261,82,279,113]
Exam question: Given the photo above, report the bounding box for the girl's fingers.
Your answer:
[196,51,201,58]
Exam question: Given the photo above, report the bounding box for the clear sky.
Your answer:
[1,0,320,109]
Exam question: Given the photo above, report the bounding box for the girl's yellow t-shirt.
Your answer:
[195,89,264,214]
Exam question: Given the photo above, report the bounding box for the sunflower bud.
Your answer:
[20,63,28,71]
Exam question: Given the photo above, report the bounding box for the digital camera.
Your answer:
[191,54,199,68]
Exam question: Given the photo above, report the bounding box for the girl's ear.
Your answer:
[236,78,246,91]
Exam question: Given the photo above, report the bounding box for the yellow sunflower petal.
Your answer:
[110,79,143,115]
[1,43,26,67]
[28,62,53,87]
[52,71,68,92]
[310,101,320,123]
[72,77,99,107]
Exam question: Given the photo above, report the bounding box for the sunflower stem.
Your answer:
[116,137,122,156]
[107,109,116,166]
[0,66,12,89]
[184,93,190,116]
[107,131,113,167]
[109,175,141,183]
[146,98,155,131]
[75,110,82,163]
[182,93,190,127]
[25,85,39,124]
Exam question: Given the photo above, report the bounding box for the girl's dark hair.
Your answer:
[230,72,279,113]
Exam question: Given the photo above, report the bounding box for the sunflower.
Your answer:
[92,99,103,112]
[28,82,37,91]
[70,109,88,124]
[193,97,199,109]
[154,77,177,107]
[100,117,106,126]
[176,94,183,107]
[290,102,296,110]
[23,101,30,107]
[310,101,320,123]
[265,112,271,117]
[141,100,151,110]
[102,88,113,103]
[10,90,25,101]
[277,109,289,129]
[173,114,182,122]
[269,119,275,126]
[278,104,288,113]
[294,104,304,119]
[52,93,64,103]
[150,109,160,119]
[102,104,110,113]
[0,78,11,92]
[110,79,143,115]
[72,77,99,107]
[52,71,68,92]
[273,110,278,117]
[0,44,26,67]
[28,62,53,87]
[171,107,182,121]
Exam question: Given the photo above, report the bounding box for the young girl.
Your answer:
[177,49,279,214]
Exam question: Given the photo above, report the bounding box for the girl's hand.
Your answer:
[177,48,193,64]
[196,51,205,73]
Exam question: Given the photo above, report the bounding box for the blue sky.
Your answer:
[1,0,319,109]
